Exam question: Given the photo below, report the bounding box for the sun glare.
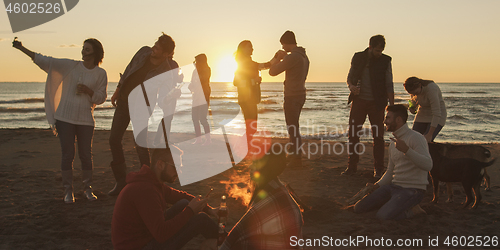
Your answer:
[215,54,238,83]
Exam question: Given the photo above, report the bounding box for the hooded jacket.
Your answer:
[111,165,195,250]
[269,47,309,97]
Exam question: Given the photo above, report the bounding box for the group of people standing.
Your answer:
[234,30,310,167]
[12,30,309,249]
[342,35,447,221]
[12,31,449,248]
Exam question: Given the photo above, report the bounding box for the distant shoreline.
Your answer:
[1,81,500,84]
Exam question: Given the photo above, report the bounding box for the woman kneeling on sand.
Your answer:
[13,38,108,203]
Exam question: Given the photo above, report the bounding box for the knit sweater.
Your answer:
[413,81,447,127]
[376,124,433,190]
[34,53,108,127]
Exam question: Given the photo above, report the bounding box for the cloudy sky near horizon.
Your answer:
[1,0,499,83]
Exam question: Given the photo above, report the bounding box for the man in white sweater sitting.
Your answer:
[354,104,432,220]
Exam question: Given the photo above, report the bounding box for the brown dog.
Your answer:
[428,143,495,208]
[433,143,492,202]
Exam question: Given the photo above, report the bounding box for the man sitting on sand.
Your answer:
[112,147,219,250]
[220,151,303,249]
[353,104,432,220]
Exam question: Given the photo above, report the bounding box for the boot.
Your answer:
[108,161,127,196]
[62,170,75,204]
[82,170,97,201]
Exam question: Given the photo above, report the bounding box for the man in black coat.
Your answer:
[343,35,394,178]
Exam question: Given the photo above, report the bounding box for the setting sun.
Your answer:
[213,54,238,83]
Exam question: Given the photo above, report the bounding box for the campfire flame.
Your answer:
[220,171,253,207]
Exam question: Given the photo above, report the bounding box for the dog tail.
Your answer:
[482,158,496,168]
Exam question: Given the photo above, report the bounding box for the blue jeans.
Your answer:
[284,94,306,154]
[109,99,150,167]
[142,199,218,250]
[354,184,425,220]
[55,120,94,171]
[412,122,443,142]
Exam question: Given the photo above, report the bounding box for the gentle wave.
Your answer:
[0,106,117,113]
[1,82,499,143]
[483,114,500,121]
[0,107,45,113]
[211,96,238,100]
[0,98,44,104]
[448,115,468,121]
[260,99,279,105]
[258,108,281,114]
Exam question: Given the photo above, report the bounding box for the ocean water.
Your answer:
[0,82,499,143]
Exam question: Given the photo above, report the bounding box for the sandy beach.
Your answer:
[1,128,499,249]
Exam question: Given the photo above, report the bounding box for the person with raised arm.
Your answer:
[13,37,108,203]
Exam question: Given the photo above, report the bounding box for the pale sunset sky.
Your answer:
[0,0,499,83]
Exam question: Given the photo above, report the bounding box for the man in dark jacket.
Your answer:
[108,33,182,196]
[270,30,310,168]
[343,35,394,178]
[112,147,218,250]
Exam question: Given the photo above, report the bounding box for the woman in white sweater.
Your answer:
[404,77,446,142]
[13,38,108,204]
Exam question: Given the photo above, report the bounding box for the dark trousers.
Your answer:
[142,199,218,250]
[109,100,150,169]
[56,120,94,171]
[348,98,385,171]
[412,122,443,142]
[284,94,306,154]
[192,104,210,137]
